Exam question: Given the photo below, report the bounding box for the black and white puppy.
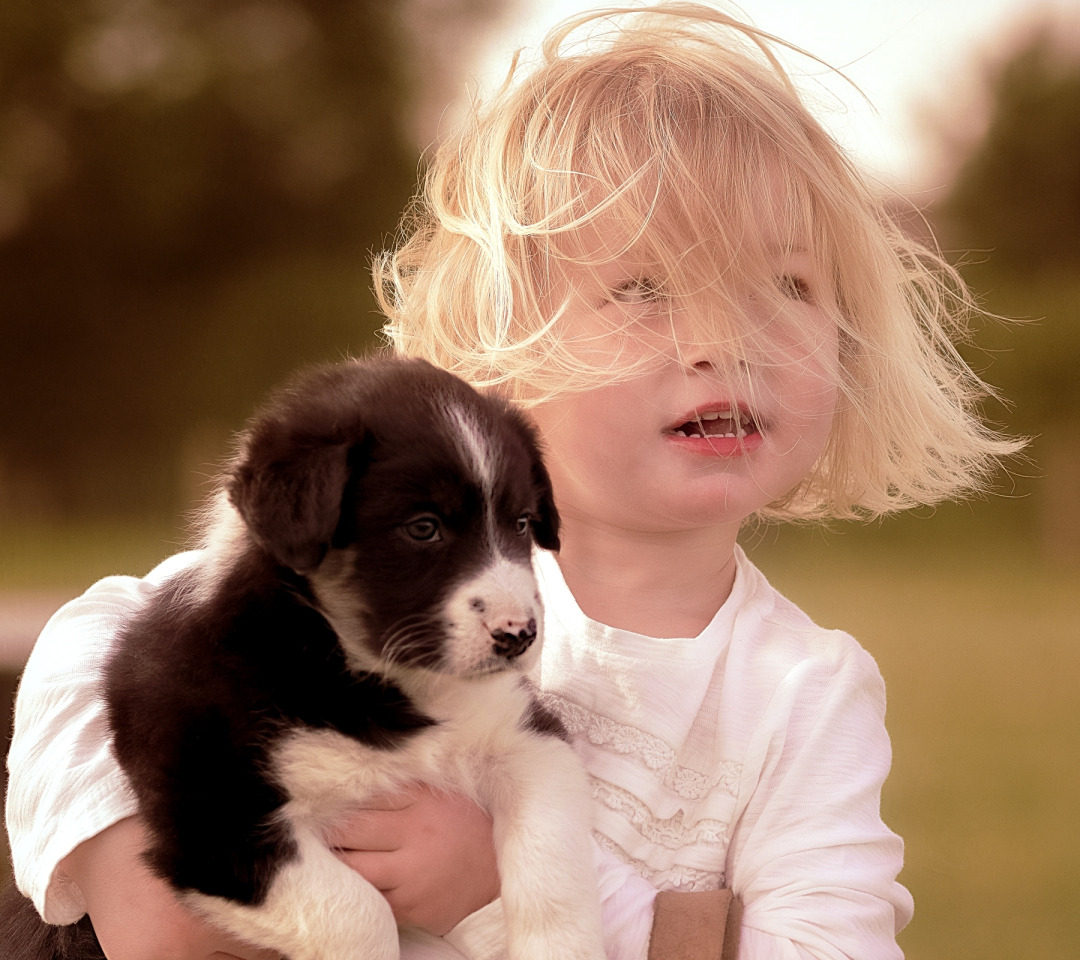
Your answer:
[3,357,605,960]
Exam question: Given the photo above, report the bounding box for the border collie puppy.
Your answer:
[2,357,605,960]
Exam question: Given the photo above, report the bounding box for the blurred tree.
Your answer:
[0,0,510,521]
[932,15,1080,558]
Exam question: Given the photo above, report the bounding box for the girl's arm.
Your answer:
[728,639,914,960]
[6,555,196,923]
[5,555,282,957]
[58,817,280,960]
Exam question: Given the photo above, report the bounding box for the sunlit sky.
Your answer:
[477,0,1076,188]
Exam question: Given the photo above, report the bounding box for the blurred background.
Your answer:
[0,1,1076,957]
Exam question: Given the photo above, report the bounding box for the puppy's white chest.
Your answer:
[272,726,439,830]
[272,676,531,828]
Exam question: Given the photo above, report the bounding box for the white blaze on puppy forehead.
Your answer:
[444,396,497,494]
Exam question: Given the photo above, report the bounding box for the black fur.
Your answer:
[108,559,438,905]
[519,678,571,742]
[0,356,561,958]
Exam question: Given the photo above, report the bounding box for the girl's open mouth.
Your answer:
[667,408,758,440]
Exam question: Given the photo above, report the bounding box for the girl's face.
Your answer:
[529,226,840,538]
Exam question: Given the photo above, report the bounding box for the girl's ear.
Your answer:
[227,433,353,574]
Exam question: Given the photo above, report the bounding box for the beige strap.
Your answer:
[647,889,742,960]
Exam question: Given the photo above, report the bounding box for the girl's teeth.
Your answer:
[671,409,755,439]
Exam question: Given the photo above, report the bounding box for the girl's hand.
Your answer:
[328,784,501,936]
[59,789,499,956]
[60,817,280,960]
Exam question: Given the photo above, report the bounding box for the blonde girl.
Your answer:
[8,4,1019,959]
[380,4,1009,521]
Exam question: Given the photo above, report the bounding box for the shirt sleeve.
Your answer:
[727,636,914,960]
[4,552,198,923]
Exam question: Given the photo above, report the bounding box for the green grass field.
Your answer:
[752,534,1080,960]
[2,520,1077,958]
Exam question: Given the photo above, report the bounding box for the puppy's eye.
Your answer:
[516,515,531,537]
[402,516,442,542]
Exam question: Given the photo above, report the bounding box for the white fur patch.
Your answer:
[185,828,398,960]
[444,398,495,494]
[248,676,607,960]
[442,557,543,676]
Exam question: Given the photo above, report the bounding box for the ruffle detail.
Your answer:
[543,693,741,801]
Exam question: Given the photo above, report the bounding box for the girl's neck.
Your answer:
[552,513,741,639]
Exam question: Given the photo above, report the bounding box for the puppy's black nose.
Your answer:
[491,621,537,660]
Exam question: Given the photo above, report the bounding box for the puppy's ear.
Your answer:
[529,450,561,552]
[227,436,352,574]
[504,404,561,552]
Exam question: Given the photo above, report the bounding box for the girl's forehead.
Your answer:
[549,170,816,273]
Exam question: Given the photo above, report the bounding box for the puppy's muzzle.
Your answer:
[491,620,537,661]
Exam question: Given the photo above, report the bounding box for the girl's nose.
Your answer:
[673,330,717,370]
[678,341,751,385]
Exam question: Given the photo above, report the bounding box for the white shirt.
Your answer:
[6,546,912,959]
[534,547,913,958]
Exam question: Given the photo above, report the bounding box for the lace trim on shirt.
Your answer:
[593,831,726,893]
[543,693,742,801]
[592,777,730,850]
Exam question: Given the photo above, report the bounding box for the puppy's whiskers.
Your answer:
[379,614,445,671]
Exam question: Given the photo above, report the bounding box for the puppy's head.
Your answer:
[226,356,559,678]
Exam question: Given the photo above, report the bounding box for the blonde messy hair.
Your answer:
[375,1,1021,521]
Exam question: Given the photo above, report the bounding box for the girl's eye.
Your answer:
[610,277,664,305]
[401,515,442,542]
[778,274,814,303]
